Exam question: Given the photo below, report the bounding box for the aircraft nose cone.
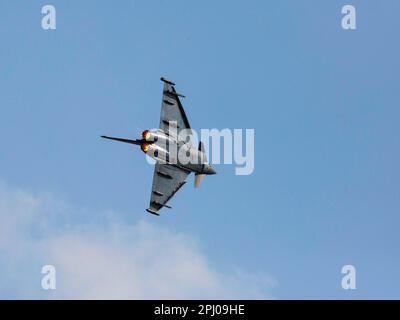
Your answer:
[207,166,217,175]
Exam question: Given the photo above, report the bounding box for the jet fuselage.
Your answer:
[140,129,216,175]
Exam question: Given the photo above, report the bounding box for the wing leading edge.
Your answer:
[146,163,190,215]
[159,77,191,136]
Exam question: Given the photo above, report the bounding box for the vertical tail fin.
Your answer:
[194,173,206,188]
[195,141,206,188]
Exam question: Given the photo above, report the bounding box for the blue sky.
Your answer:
[0,0,399,299]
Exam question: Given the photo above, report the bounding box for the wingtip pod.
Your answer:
[160,77,176,86]
[146,208,160,216]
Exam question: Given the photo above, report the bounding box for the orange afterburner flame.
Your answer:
[141,143,150,153]
[142,130,151,140]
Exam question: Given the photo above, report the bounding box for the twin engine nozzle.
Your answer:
[141,142,151,153]
[141,130,168,154]
[140,130,154,153]
[142,130,152,141]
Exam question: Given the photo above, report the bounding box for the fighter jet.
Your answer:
[101,77,216,215]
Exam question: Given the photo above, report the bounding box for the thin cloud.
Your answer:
[0,181,277,299]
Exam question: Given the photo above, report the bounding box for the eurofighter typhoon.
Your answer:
[101,78,216,215]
